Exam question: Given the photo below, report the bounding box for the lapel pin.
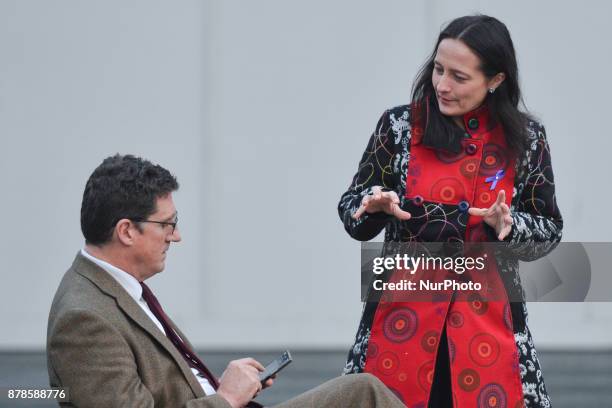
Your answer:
[485,169,505,190]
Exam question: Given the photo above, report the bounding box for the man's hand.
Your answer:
[352,186,412,221]
[468,189,513,241]
[217,358,271,408]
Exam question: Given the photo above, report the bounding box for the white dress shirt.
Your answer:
[80,249,216,396]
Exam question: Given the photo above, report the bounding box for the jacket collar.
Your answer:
[71,252,207,398]
[460,103,496,138]
[416,102,497,152]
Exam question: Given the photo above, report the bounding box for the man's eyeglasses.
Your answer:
[131,215,178,234]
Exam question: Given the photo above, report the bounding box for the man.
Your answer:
[47,154,404,408]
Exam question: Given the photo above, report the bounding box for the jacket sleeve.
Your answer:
[338,110,396,241]
[496,123,563,261]
[48,309,232,408]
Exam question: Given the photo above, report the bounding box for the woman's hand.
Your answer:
[468,189,513,241]
[352,186,412,221]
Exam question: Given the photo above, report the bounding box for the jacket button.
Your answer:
[466,143,477,155]
[413,195,424,206]
[468,118,479,130]
[458,200,470,212]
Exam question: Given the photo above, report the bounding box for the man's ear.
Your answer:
[115,219,137,246]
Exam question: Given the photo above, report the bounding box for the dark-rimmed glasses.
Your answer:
[131,215,178,234]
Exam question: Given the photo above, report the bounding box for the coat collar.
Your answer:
[414,101,497,152]
[460,103,496,138]
[71,252,207,398]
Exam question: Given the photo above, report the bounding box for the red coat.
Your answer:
[339,104,563,408]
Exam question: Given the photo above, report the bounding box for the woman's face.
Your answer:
[432,38,504,120]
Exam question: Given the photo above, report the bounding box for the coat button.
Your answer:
[466,143,477,155]
[413,195,424,206]
[468,118,479,130]
[458,200,470,212]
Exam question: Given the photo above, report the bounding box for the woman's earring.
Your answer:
[488,88,496,94]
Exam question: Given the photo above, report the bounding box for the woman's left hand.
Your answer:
[468,189,513,241]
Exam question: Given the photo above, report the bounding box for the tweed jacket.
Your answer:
[338,105,563,407]
[47,253,231,408]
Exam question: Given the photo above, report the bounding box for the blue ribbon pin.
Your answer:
[485,169,505,190]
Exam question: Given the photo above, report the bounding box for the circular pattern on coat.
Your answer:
[470,333,501,367]
[417,360,435,391]
[367,341,379,359]
[458,368,481,392]
[477,383,507,408]
[440,187,455,201]
[436,148,466,163]
[383,307,418,343]
[431,178,465,203]
[479,191,492,205]
[421,330,440,353]
[460,158,479,179]
[449,311,464,328]
[376,351,400,376]
[479,144,508,176]
[468,293,488,315]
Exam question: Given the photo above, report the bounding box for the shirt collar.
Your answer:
[80,248,143,301]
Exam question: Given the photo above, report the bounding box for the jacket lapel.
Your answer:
[72,253,206,398]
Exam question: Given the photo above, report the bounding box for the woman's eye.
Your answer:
[454,75,466,82]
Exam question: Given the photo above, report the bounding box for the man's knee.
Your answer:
[347,373,384,388]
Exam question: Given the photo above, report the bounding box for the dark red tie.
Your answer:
[140,282,219,389]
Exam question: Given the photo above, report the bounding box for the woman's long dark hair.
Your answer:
[411,15,530,157]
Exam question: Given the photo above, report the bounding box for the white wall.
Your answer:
[0,0,610,350]
[0,0,209,348]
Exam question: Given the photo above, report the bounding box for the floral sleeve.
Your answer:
[503,123,564,260]
[338,110,397,241]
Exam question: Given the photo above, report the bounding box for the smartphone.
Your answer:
[259,350,292,384]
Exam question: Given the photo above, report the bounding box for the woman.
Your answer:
[338,15,562,408]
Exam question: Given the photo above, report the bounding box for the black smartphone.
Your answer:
[259,350,292,384]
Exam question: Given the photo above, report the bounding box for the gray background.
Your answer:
[1,0,611,355]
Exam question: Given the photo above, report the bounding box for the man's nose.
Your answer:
[171,227,182,242]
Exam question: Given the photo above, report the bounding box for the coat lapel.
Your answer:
[71,253,206,398]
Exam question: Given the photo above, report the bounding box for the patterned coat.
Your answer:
[338,104,563,407]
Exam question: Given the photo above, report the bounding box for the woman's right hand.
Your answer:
[352,186,412,221]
